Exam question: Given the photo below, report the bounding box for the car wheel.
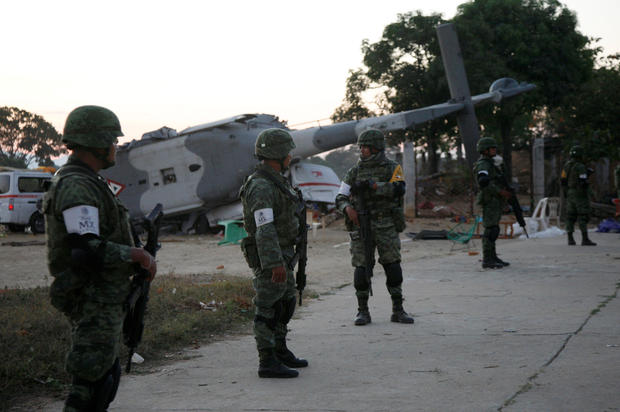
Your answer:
[30,212,46,234]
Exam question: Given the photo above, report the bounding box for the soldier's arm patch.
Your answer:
[338,182,351,196]
[254,208,274,227]
[62,205,100,235]
[389,164,404,183]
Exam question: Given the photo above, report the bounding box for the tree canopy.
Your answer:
[0,106,64,168]
[551,54,620,161]
[332,0,598,178]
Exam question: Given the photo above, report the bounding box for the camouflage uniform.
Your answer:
[561,146,595,246]
[335,129,413,325]
[239,128,307,378]
[474,137,508,269]
[615,164,620,199]
[43,106,134,411]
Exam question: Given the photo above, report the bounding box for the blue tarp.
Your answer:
[596,218,620,233]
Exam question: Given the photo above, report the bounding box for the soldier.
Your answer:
[561,145,596,246]
[335,129,414,326]
[615,163,620,199]
[474,137,512,269]
[239,128,308,378]
[42,106,157,411]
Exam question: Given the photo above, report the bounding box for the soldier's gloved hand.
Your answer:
[271,265,287,283]
[131,248,157,281]
[345,206,360,226]
[499,189,512,200]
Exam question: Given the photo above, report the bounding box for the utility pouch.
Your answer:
[49,269,85,315]
[240,237,260,269]
[392,207,406,233]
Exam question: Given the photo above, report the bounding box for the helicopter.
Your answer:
[100,23,535,233]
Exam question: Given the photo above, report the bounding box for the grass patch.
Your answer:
[0,274,254,410]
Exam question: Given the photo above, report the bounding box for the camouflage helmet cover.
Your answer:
[62,105,124,149]
[255,128,296,159]
[476,136,497,153]
[569,145,584,159]
[357,129,385,150]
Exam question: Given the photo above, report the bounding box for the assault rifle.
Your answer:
[123,203,164,372]
[288,189,308,305]
[352,182,373,296]
[499,176,528,238]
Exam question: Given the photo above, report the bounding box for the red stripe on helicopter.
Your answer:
[0,194,40,199]
[297,183,340,187]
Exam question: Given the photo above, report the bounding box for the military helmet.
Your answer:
[62,105,124,149]
[569,145,584,159]
[357,129,385,150]
[476,136,497,153]
[255,128,296,159]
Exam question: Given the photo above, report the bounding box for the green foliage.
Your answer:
[453,0,597,179]
[0,275,256,409]
[332,1,598,179]
[331,11,453,174]
[551,54,620,160]
[0,106,65,168]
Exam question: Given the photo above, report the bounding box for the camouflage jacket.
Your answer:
[43,156,135,305]
[335,152,405,232]
[474,156,505,206]
[239,163,300,270]
[562,160,589,198]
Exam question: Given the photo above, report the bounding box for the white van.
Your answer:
[0,168,52,233]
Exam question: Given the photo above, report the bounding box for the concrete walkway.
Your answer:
[46,233,620,412]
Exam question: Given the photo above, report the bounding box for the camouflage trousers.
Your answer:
[349,223,402,300]
[65,301,124,406]
[566,192,590,233]
[251,248,297,351]
[481,201,502,262]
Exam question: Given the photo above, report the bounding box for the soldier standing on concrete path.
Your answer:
[474,137,512,269]
[239,128,308,378]
[561,145,596,246]
[335,129,414,326]
[42,106,157,411]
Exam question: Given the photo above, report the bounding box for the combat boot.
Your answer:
[493,253,510,267]
[354,296,371,326]
[567,232,576,245]
[258,349,299,378]
[275,339,308,368]
[482,259,503,269]
[581,231,596,246]
[390,298,414,324]
[354,310,371,326]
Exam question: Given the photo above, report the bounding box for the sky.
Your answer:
[2,0,619,145]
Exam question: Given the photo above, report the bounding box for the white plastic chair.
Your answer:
[531,197,560,231]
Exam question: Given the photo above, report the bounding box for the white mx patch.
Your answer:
[338,182,351,196]
[254,208,274,227]
[63,205,100,235]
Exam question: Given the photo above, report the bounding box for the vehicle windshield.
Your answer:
[0,175,10,194]
[18,176,49,193]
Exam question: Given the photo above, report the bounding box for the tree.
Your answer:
[551,54,620,161]
[453,0,597,181]
[332,11,454,174]
[0,106,64,168]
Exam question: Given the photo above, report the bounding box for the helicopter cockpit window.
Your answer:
[161,168,177,185]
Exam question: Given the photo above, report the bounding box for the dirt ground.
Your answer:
[0,217,463,293]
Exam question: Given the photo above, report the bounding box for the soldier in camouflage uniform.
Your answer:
[561,145,596,246]
[474,137,512,269]
[335,129,414,326]
[239,128,308,378]
[43,106,157,411]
